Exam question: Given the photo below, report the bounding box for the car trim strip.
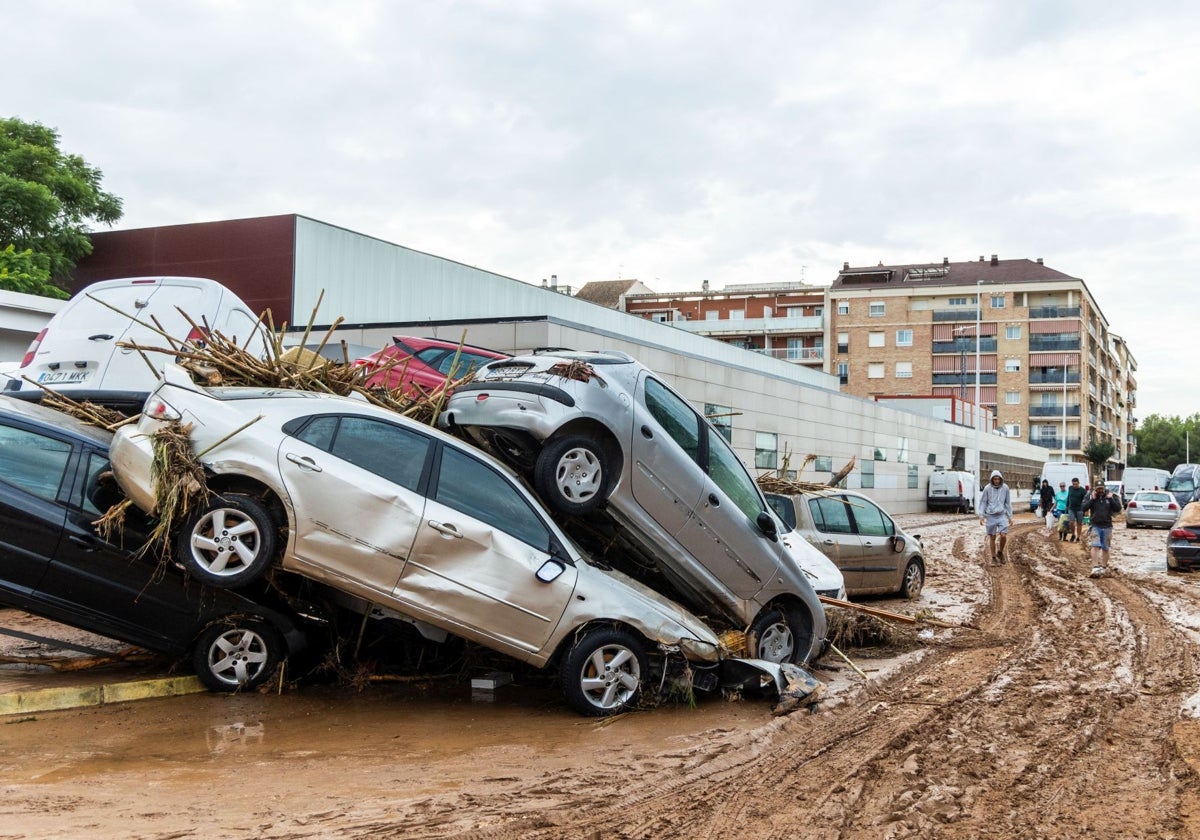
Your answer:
[454,381,576,407]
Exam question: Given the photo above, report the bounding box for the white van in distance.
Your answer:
[5,277,265,410]
[927,469,977,513]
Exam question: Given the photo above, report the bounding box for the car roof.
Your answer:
[391,335,507,357]
[0,395,114,446]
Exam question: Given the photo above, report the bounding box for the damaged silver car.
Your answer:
[438,349,828,666]
[110,365,722,716]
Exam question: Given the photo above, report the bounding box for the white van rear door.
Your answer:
[101,281,211,390]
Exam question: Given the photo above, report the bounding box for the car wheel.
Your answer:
[899,558,925,599]
[177,493,278,588]
[192,618,283,692]
[534,435,608,515]
[559,628,647,716]
[749,606,812,665]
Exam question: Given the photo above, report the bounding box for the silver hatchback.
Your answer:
[439,350,827,665]
[1124,491,1180,529]
[110,366,722,716]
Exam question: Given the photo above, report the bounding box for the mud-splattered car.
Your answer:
[0,395,311,692]
[437,349,828,666]
[109,366,722,715]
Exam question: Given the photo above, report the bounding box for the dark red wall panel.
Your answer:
[71,215,297,322]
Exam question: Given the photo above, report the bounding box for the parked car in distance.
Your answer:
[765,490,925,599]
[1166,464,1200,509]
[6,276,267,411]
[1167,503,1200,571]
[1105,481,1126,506]
[110,365,722,716]
[353,335,508,397]
[1121,467,1171,497]
[0,395,311,692]
[439,349,828,666]
[927,469,976,513]
[1124,491,1180,529]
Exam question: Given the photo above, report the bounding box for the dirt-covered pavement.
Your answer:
[4,510,1200,839]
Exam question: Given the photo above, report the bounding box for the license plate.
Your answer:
[37,370,92,385]
[485,365,531,379]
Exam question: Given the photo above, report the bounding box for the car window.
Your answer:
[330,417,431,491]
[706,427,765,521]
[1168,474,1197,493]
[0,424,72,502]
[435,446,551,551]
[766,495,797,531]
[432,350,497,378]
[81,452,122,516]
[850,497,893,537]
[292,415,338,451]
[644,378,700,463]
[1139,492,1171,503]
[413,347,448,370]
[809,495,854,534]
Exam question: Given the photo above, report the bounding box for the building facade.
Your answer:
[827,255,1138,470]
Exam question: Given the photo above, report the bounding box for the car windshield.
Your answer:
[1167,476,1196,492]
[1137,492,1172,503]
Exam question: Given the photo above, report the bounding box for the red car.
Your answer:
[355,335,508,397]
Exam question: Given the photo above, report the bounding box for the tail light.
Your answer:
[1169,502,1180,510]
[144,395,181,421]
[1169,528,1198,541]
[1127,501,1138,509]
[19,328,47,368]
[956,480,963,495]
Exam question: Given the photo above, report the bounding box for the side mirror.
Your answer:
[536,559,566,583]
[891,535,907,554]
[756,511,778,539]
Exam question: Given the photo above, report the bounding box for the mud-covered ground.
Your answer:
[4,510,1200,839]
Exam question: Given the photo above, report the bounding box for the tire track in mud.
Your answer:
[294,520,1200,840]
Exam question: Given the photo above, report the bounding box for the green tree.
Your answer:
[0,117,122,295]
[1128,413,1200,470]
[1083,439,1116,478]
[0,244,67,298]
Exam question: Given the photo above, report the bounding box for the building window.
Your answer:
[705,404,733,442]
[991,294,1006,308]
[867,363,885,379]
[729,309,744,320]
[814,306,823,316]
[755,432,778,469]
[837,332,849,353]
[874,447,887,461]
[704,310,719,321]
[896,361,913,379]
[861,459,875,489]
[868,331,885,348]
[814,455,833,472]
[908,464,920,489]
[837,363,849,385]
[1005,423,1022,438]
[1005,390,1021,404]
[651,312,669,323]
[948,297,969,306]
[837,300,849,315]
[1005,325,1021,340]
[1004,358,1021,372]
[896,329,913,347]
[897,437,909,463]
[869,301,885,317]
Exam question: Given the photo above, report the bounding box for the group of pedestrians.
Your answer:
[983,470,1123,578]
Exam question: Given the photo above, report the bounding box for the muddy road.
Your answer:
[4,513,1200,838]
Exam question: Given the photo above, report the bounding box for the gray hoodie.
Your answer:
[979,470,1013,517]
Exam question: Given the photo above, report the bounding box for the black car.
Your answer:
[0,396,312,691]
[1167,502,1200,571]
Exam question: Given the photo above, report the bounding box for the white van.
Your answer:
[1040,461,1092,494]
[1122,467,1171,496]
[5,277,265,410]
[927,469,977,513]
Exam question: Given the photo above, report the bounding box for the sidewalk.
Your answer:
[0,609,205,716]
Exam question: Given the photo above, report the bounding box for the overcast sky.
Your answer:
[7,1,1196,420]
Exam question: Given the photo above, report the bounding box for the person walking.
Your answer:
[1039,479,1056,530]
[1065,476,1087,542]
[1082,480,1123,578]
[1054,481,1070,540]
[979,470,1013,562]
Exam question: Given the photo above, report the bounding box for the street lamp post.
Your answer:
[974,280,982,500]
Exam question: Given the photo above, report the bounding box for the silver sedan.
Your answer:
[1124,491,1181,529]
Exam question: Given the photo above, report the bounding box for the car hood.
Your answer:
[780,531,845,595]
[571,558,722,660]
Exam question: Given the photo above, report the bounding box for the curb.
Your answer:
[0,675,206,716]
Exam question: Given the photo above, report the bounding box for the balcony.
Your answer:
[1031,437,1082,451]
[1028,306,1080,319]
[932,309,981,322]
[1028,337,1081,352]
[1029,372,1081,384]
[750,347,824,363]
[671,314,824,337]
[932,373,998,386]
[1029,405,1081,417]
[932,339,998,353]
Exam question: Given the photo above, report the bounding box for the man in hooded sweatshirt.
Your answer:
[979,469,1013,562]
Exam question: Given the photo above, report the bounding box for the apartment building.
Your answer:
[588,280,828,368]
[828,255,1138,468]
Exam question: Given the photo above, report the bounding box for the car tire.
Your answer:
[899,558,925,599]
[192,618,283,692]
[559,628,648,716]
[534,435,609,515]
[177,493,278,588]
[748,605,812,665]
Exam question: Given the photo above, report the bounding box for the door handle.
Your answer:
[68,534,103,551]
[88,334,114,341]
[429,521,463,538]
[640,425,653,439]
[708,494,720,507]
[285,453,323,472]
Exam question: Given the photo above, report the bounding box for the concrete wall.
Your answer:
[0,290,67,361]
